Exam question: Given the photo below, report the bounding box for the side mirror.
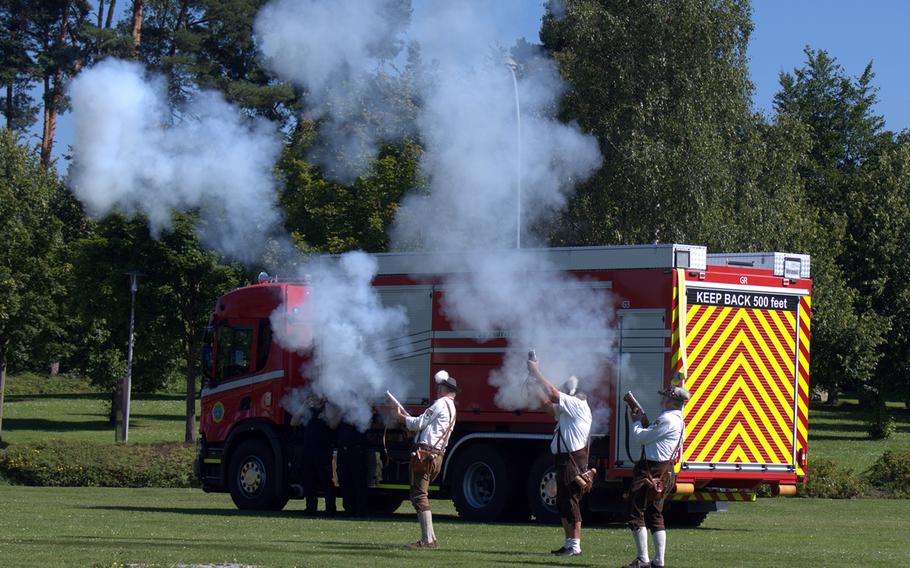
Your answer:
[201,345,213,381]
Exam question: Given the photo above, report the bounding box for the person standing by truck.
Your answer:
[396,370,458,549]
[301,397,341,516]
[527,357,592,558]
[337,418,369,517]
[622,376,690,568]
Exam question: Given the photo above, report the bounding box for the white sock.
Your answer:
[563,537,571,548]
[653,530,666,565]
[425,511,436,542]
[567,538,580,552]
[633,527,650,562]
[418,511,432,543]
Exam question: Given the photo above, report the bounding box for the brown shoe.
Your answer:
[404,540,438,549]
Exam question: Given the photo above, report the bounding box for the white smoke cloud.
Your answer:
[254,0,613,411]
[270,252,410,430]
[68,58,285,263]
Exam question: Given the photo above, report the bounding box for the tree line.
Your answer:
[1,0,908,442]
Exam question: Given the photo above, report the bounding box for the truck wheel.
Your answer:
[526,452,561,524]
[451,445,513,521]
[228,438,288,511]
[367,493,405,515]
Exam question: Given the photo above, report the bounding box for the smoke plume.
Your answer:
[68,58,285,263]
[255,0,614,409]
[270,252,410,430]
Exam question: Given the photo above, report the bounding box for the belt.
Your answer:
[415,443,443,455]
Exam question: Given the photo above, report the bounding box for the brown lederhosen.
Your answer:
[409,400,454,513]
[410,445,443,513]
[555,447,589,524]
[626,458,673,531]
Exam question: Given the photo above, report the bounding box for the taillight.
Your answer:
[797,448,807,467]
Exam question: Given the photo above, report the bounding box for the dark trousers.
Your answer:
[302,453,335,514]
[555,447,588,525]
[626,459,671,531]
[338,445,369,516]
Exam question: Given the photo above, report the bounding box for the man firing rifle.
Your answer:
[621,372,690,568]
[527,354,592,558]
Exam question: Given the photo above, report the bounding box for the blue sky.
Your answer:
[34,0,910,164]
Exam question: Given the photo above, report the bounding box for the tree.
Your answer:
[541,0,755,246]
[133,0,296,123]
[0,129,65,441]
[278,122,424,253]
[0,0,41,131]
[774,48,905,401]
[29,0,92,166]
[67,212,245,441]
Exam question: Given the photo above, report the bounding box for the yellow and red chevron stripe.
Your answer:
[795,296,811,475]
[682,303,798,465]
[670,491,756,502]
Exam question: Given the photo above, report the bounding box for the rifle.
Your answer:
[623,391,650,427]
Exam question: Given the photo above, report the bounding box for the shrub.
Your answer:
[0,441,198,488]
[866,450,910,498]
[864,405,897,440]
[799,458,866,498]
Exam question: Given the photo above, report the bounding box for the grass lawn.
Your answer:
[808,400,910,472]
[1,373,197,446]
[0,486,907,567]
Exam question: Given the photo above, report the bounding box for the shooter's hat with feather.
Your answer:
[433,370,460,394]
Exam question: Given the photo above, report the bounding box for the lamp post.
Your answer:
[505,56,522,249]
[120,271,141,443]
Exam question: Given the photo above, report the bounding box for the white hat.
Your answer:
[562,375,579,396]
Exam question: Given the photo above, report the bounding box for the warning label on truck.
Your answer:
[686,288,798,312]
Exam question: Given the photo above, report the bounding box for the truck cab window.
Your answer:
[256,319,272,371]
[217,324,253,379]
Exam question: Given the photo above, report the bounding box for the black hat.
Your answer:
[435,370,460,393]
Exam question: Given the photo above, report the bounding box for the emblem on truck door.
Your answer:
[212,401,225,423]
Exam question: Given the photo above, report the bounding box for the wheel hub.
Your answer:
[463,462,496,509]
[239,458,265,495]
[539,470,557,507]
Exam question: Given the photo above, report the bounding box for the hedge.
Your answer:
[0,441,198,488]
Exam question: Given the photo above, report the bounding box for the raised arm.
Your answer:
[527,359,560,404]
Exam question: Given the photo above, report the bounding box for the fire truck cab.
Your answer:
[196,244,812,525]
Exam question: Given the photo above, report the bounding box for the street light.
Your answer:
[119,271,142,443]
[505,56,522,249]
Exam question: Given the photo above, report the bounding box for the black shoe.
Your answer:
[650,563,663,568]
[550,546,567,555]
[621,559,651,568]
[553,548,581,557]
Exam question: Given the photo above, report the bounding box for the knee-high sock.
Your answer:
[418,510,435,543]
[652,529,666,565]
[425,510,436,542]
[634,527,650,562]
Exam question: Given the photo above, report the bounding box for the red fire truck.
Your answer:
[195,244,812,525]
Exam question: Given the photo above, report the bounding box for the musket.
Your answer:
[385,390,410,417]
[623,391,650,427]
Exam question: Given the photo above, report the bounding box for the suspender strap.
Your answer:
[424,397,455,452]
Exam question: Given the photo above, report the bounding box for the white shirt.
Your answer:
[632,409,684,462]
[550,392,593,454]
[405,396,456,450]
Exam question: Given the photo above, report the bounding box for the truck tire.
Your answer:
[526,451,560,524]
[368,493,405,515]
[451,445,513,521]
[228,438,288,511]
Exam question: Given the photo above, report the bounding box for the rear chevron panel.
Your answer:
[795,296,811,475]
[683,303,799,466]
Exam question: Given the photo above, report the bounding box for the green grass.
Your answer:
[1,373,196,445]
[808,400,910,472]
[0,487,907,567]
